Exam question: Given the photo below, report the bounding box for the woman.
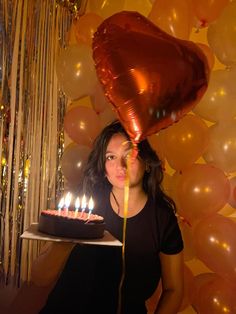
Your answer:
[39,120,184,314]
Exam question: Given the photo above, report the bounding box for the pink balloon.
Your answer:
[229,176,236,208]
[64,106,101,146]
[193,214,236,284]
[61,144,91,184]
[177,164,230,222]
[196,275,236,313]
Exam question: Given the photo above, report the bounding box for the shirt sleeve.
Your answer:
[159,207,184,255]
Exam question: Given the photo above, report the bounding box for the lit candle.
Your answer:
[80,194,87,217]
[87,197,94,220]
[58,197,64,216]
[64,192,72,216]
[74,196,80,217]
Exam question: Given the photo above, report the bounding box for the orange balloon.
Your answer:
[229,176,236,208]
[64,106,101,146]
[194,214,236,284]
[158,114,209,171]
[98,106,117,128]
[190,273,221,310]
[177,164,230,222]
[193,68,236,123]
[74,13,103,46]
[148,0,194,39]
[93,11,209,143]
[192,0,230,28]
[203,122,236,173]
[197,275,236,313]
[196,42,215,70]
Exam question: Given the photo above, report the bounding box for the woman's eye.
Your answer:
[106,155,115,161]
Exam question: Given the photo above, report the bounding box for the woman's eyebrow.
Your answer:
[105,150,114,154]
[105,147,130,154]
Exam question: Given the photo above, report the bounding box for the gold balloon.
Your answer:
[207,1,236,66]
[148,0,195,40]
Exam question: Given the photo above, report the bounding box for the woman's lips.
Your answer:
[116,175,126,180]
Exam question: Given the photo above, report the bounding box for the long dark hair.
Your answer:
[80,120,176,212]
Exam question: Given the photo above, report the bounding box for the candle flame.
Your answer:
[65,192,72,208]
[75,197,80,209]
[81,194,87,209]
[58,197,64,209]
[88,197,94,210]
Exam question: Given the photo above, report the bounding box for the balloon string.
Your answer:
[117,146,132,314]
[175,213,192,227]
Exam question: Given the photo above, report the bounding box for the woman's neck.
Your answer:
[112,185,145,202]
[110,186,147,217]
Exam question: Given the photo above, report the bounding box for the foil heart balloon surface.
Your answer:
[92,11,209,143]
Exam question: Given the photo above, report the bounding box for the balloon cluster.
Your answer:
[56,0,236,312]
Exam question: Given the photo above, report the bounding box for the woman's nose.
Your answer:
[116,157,127,169]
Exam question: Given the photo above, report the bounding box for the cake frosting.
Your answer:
[38,210,105,239]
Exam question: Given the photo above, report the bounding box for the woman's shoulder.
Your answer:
[150,195,176,221]
[151,196,183,254]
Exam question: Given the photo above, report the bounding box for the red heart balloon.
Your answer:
[92,11,209,143]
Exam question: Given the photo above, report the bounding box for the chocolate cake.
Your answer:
[38,210,105,239]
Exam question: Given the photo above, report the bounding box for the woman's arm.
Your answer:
[31,242,75,287]
[155,251,184,314]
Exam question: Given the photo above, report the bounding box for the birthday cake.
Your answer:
[38,210,105,239]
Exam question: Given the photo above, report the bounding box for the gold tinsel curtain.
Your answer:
[0,0,73,285]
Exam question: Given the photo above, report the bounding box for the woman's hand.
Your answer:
[155,251,184,314]
[31,242,75,287]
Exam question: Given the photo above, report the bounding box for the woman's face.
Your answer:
[105,133,145,190]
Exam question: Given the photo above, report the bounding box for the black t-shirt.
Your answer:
[39,186,183,314]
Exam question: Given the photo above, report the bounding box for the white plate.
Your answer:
[21,223,122,246]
